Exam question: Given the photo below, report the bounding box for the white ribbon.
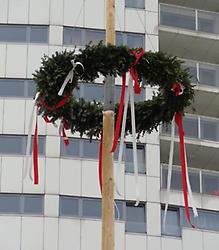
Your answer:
[163,117,175,227]
[23,92,39,180]
[163,115,198,227]
[184,145,198,217]
[58,60,84,96]
[117,75,140,206]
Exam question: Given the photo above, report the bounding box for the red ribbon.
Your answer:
[61,120,70,146]
[33,108,39,185]
[175,112,194,227]
[130,48,144,94]
[111,73,126,152]
[111,49,144,153]
[172,82,195,227]
[40,96,70,111]
[99,133,103,193]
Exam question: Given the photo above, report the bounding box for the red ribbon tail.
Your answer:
[175,112,195,228]
[43,115,53,123]
[99,133,103,193]
[33,110,39,185]
[62,127,69,146]
[111,73,126,152]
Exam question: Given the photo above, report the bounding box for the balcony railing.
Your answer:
[161,164,219,196]
[182,59,219,88]
[161,115,219,143]
[160,4,219,35]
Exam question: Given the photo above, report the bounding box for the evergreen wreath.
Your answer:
[34,43,194,139]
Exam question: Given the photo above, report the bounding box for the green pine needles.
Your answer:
[33,43,194,139]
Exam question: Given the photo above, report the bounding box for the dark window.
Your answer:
[0,25,48,43]
[202,171,219,195]
[59,196,79,216]
[82,198,101,218]
[23,195,44,214]
[161,207,181,237]
[200,118,219,142]
[125,144,145,174]
[0,194,20,214]
[0,136,24,154]
[83,140,99,159]
[30,26,48,43]
[0,79,36,98]
[125,0,145,9]
[60,138,80,157]
[125,203,146,233]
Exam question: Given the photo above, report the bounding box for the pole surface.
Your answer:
[102,1,115,250]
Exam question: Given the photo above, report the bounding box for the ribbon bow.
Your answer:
[58,60,84,96]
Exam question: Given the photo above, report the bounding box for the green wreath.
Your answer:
[33,43,194,138]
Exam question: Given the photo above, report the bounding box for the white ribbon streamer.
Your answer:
[23,92,39,180]
[184,145,198,217]
[117,75,140,205]
[163,117,175,227]
[58,60,84,96]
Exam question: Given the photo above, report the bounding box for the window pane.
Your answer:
[83,83,104,102]
[115,85,145,103]
[200,117,219,141]
[82,198,101,218]
[59,196,79,216]
[126,203,146,233]
[125,144,145,174]
[0,136,23,154]
[83,140,99,159]
[160,5,196,30]
[0,79,25,97]
[116,32,124,46]
[125,0,145,9]
[85,29,105,45]
[161,208,181,237]
[126,33,144,48]
[30,26,48,43]
[27,80,36,98]
[202,171,219,195]
[63,27,82,46]
[115,201,124,220]
[0,25,26,42]
[182,61,197,84]
[23,195,43,214]
[183,116,198,138]
[0,195,21,214]
[60,138,80,157]
[198,11,219,34]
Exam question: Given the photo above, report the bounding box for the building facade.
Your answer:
[0,0,219,249]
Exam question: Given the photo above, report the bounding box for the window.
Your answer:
[59,196,79,217]
[200,117,219,142]
[125,144,145,174]
[82,198,101,218]
[116,31,145,48]
[181,208,219,232]
[60,138,80,158]
[0,194,44,215]
[0,135,46,155]
[125,0,145,9]
[161,207,181,237]
[63,27,145,48]
[161,165,200,193]
[125,203,146,233]
[0,25,48,43]
[160,5,196,30]
[202,171,219,195]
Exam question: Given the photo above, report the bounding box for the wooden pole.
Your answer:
[102,1,115,250]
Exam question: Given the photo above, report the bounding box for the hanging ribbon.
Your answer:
[33,107,39,185]
[98,133,103,193]
[163,117,175,227]
[111,49,144,205]
[170,82,197,227]
[40,95,70,112]
[58,60,84,96]
[59,119,70,146]
[24,92,40,182]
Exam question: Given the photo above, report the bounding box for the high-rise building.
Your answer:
[0,0,218,249]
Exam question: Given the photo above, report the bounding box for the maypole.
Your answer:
[101,0,115,250]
